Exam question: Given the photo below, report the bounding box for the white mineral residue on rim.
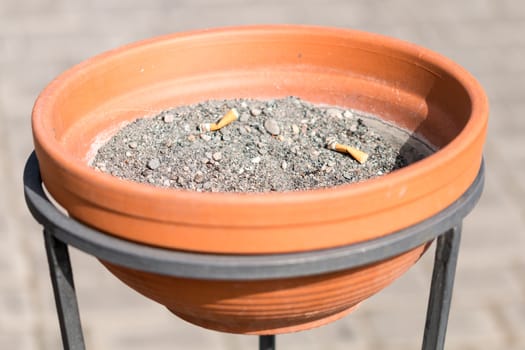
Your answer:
[85,120,131,165]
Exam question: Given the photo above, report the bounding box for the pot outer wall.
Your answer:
[102,243,427,335]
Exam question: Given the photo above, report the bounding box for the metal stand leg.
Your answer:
[422,225,462,350]
[44,230,86,350]
[259,335,275,350]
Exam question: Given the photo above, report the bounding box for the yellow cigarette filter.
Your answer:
[326,138,369,164]
[199,108,239,132]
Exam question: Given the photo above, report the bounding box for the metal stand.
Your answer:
[44,231,85,350]
[24,152,483,350]
[422,226,462,350]
[259,335,276,350]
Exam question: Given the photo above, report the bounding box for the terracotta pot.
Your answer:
[31,25,488,334]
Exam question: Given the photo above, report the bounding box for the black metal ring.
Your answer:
[24,152,484,280]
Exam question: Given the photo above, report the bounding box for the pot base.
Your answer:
[169,303,360,335]
[102,244,427,336]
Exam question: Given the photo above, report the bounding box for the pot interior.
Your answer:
[45,28,472,163]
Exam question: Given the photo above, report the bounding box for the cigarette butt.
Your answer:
[326,138,368,164]
[344,145,369,164]
[199,108,239,132]
[215,108,239,129]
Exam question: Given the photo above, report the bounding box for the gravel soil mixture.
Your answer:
[92,97,434,192]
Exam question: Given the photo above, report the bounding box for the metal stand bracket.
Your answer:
[44,230,86,350]
[422,226,462,350]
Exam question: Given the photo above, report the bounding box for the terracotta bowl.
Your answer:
[31,25,488,334]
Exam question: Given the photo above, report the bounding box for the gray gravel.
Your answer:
[92,97,434,192]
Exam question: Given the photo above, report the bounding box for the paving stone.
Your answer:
[446,307,508,349]
[0,0,60,15]
[0,332,37,350]
[92,312,230,350]
[480,73,525,103]
[361,304,426,349]
[498,303,525,346]
[500,0,525,18]
[459,163,525,268]
[277,317,371,350]
[453,265,524,308]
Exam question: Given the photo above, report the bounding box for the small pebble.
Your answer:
[251,156,262,164]
[281,161,288,170]
[128,141,138,149]
[194,171,204,183]
[200,134,212,141]
[147,158,161,170]
[163,114,175,123]
[301,124,308,134]
[187,134,196,142]
[264,118,280,135]
[343,110,353,118]
[212,152,222,161]
[250,108,262,116]
[343,172,354,180]
[291,124,300,134]
[349,124,358,132]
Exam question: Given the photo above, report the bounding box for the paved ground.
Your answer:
[1,1,524,349]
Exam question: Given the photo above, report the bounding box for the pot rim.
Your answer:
[32,24,488,212]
